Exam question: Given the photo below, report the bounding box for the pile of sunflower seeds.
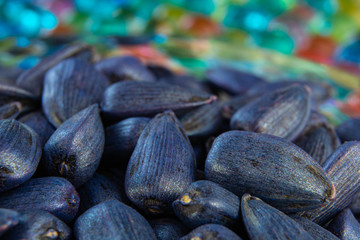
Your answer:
[0,43,359,240]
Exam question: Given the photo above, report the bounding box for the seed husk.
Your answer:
[43,104,105,188]
[0,177,79,223]
[101,81,217,120]
[125,111,196,214]
[16,43,92,97]
[205,130,335,213]
[2,210,71,240]
[327,209,360,239]
[241,194,314,240]
[0,119,42,192]
[230,85,311,141]
[172,180,240,229]
[42,58,109,127]
[74,200,157,240]
[300,141,360,224]
[180,224,242,240]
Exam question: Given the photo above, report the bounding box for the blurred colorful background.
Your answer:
[1,0,360,122]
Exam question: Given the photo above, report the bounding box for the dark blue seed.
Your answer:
[102,117,150,166]
[101,81,217,120]
[205,131,335,213]
[16,43,92,97]
[180,101,224,139]
[125,111,196,214]
[0,83,37,104]
[43,104,105,188]
[77,172,123,214]
[180,224,242,240]
[300,141,360,224]
[294,125,340,165]
[336,118,360,142]
[19,110,55,146]
[0,66,22,86]
[0,177,79,223]
[241,194,314,240]
[246,80,333,106]
[205,66,265,95]
[0,102,22,120]
[173,180,240,229]
[95,55,156,83]
[0,119,42,192]
[42,58,109,127]
[230,85,311,141]
[74,200,157,240]
[290,216,339,240]
[2,210,71,240]
[0,208,19,236]
[150,218,189,240]
[327,209,360,239]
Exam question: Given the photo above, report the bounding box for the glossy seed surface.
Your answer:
[2,210,71,240]
[241,194,314,240]
[173,180,240,229]
[0,177,79,223]
[125,111,196,214]
[101,81,216,120]
[42,58,109,127]
[43,104,105,188]
[16,43,92,97]
[205,131,335,213]
[300,141,360,224]
[74,200,157,240]
[230,85,311,141]
[0,119,42,192]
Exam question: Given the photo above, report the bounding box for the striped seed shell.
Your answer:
[0,119,42,192]
[0,208,19,236]
[125,111,196,214]
[0,102,22,120]
[180,101,224,139]
[294,125,340,165]
[150,218,189,240]
[0,83,37,104]
[2,210,71,240]
[16,43,92,97]
[172,180,240,229]
[0,177,79,223]
[327,209,360,239]
[336,118,360,142]
[180,224,242,240]
[42,58,109,127]
[205,66,265,95]
[43,104,105,188]
[290,216,339,240]
[74,200,157,240]
[246,80,333,106]
[77,172,123,214]
[230,85,311,141]
[101,81,217,120]
[300,141,360,224]
[102,117,150,165]
[19,110,55,147]
[95,55,156,83]
[241,194,314,240]
[205,131,335,213]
